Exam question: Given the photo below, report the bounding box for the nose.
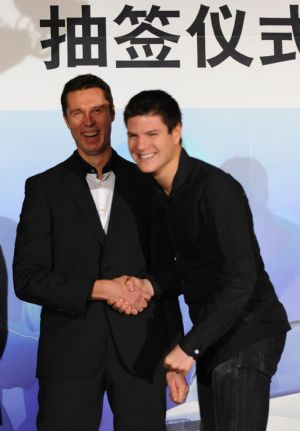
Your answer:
[84,112,96,127]
[135,135,149,150]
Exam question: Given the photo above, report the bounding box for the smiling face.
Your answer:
[64,87,115,160]
[127,114,181,191]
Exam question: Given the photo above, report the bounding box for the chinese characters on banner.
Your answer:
[38,4,300,69]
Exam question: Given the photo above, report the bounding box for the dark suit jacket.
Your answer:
[151,149,290,372]
[13,150,182,378]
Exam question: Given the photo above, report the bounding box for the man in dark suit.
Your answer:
[124,90,290,431]
[13,75,186,431]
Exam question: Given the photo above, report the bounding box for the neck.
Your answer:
[154,147,181,195]
[78,147,112,178]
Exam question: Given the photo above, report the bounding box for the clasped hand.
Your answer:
[106,276,153,315]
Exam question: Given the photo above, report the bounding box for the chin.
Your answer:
[137,164,155,174]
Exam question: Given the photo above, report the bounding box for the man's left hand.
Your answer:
[166,371,189,404]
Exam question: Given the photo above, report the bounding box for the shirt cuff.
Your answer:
[179,331,202,360]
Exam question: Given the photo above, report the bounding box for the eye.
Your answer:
[71,110,82,118]
[93,105,109,114]
[128,133,137,139]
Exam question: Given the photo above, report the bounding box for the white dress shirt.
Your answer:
[86,171,115,234]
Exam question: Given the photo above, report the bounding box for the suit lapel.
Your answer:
[104,173,124,254]
[104,155,134,254]
[61,167,106,247]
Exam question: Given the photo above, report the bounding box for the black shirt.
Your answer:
[151,149,290,370]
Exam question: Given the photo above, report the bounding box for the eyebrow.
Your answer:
[127,128,160,135]
[69,103,109,114]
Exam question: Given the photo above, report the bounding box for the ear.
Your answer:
[63,115,70,129]
[110,105,116,122]
[172,123,182,145]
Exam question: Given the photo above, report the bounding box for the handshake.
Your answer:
[91,275,190,403]
[91,275,154,315]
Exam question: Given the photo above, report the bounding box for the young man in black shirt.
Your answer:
[124,90,290,431]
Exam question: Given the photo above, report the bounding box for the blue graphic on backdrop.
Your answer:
[0,108,299,430]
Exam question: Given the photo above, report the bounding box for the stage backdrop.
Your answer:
[0,1,299,430]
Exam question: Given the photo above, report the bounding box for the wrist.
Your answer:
[143,279,154,297]
[178,339,200,361]
[91,279,110,300]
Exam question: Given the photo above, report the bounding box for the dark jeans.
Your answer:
[197,333,286,431]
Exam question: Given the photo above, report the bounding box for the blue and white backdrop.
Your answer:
[0,1,299,429]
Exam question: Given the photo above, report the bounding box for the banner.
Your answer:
[0,1,299,430]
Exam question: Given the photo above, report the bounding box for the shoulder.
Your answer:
[189,155,224,179]
[24,155,73,190]
[194,156,241,186]
[114,152,140,175]
[185,154,245,201]
[114,153,154,188]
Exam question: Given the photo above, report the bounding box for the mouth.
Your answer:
[138,152,156,160]
[82,131,99,138]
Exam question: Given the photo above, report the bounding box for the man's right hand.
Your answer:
[109,277,154,315]
[91,276,151,315]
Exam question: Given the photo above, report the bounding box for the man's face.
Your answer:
[127,114,181,178]
[64,87,114,158]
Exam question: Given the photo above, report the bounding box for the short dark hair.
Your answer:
[124,90,182,132]
[61,74,114,117]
